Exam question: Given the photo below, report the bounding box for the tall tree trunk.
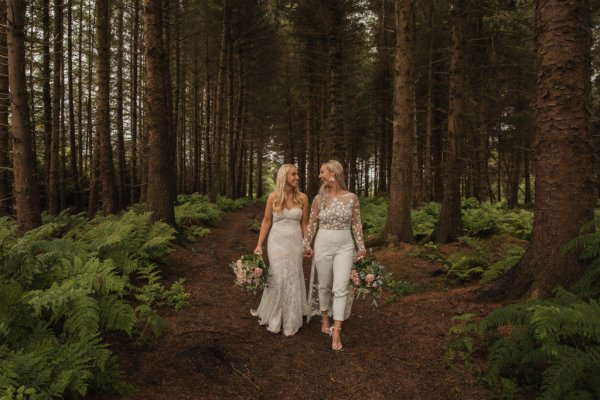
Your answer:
[226,34,235,198]
[162,0,176,206]
[433,0,465,243]
[476,101,489,201]
[305,37,317,199]
[0,0,9,216]
[77,0,85,208]
[144,0,175,225]
[384,0,415,243]
[507,146,520,208]
[203,36,212,195]
[523,149,532,206]
[500,0,594,299]
[326,0,345,165]
[67,0,80,210]
[423,0,434,202]
[130,0,140,204]
[7,0,42,234]
[49,0,63,215]
[210,0,229,202]
[115,0,126,209]
[94,0,114,214]
[42,0,51,204]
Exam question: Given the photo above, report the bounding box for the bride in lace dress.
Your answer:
[251,164,309,336]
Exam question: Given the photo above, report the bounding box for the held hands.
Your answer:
[253,245,263,256]
[303,246,313,258]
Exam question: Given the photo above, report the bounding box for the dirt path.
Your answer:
[93,205,499,399]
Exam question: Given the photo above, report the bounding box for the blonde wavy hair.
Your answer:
[272,164,304,213]
[318,160,347,208]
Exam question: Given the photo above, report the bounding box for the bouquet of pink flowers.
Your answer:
[350,258,391,306]
[231,253,269,294]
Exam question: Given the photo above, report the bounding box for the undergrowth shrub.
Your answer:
[444,237,526,283]
[176,194,258,240]
[0,209,189,398]
[470,228,600,400]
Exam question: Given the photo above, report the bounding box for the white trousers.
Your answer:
[314,229,355,321]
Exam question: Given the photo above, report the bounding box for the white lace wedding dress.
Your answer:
[251,207,308,336]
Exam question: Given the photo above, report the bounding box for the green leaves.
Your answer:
[0,206,187,398]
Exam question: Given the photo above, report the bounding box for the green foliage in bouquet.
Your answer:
[477,228,600,400]
[350,259,392,305]
[0,209,188,398]
[231,254,269,295]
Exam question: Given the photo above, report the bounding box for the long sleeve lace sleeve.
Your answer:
[351,194,366,253]
[303,196,320,251]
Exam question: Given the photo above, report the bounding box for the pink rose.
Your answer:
[236,271,245,281]
[236,259,243,268]
[254,267,263,277]
[365,274,375,283]
[372,283,378,289]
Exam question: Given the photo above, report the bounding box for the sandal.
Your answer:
[321,319,331,336]
[331,327,343,351]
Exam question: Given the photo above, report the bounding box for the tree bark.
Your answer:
[94,0,114,214]
[433,0,465,243]
[42,0,51,204]
[0,0,9,216]
[49,0,63,215]
[384,0,415,243]
[67,0,80,210]
[210,0,229,202]
[144,0,175,225]
[7,0,42,234]
[500,0,595,299]
[130,0,140,204]
[115,0,126,209]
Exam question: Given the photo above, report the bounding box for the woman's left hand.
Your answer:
[354,249,366,261]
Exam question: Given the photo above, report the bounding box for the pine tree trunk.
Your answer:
[305,37,317,199]
[326,0,345,164]
[500,0,594,299]
[67,0,80,210]
[433,0,465,243]
[423,0,434,202]
[49,0,63,215]
[226,35,235,198]
[77,0,85,208]
[130,0,140,204]
[115,1,126,209]
[210,0,229,202]
[95,0,114,214]
[523,149,532,206]
[384,0,415,243]
[42,0,51,204]
[0,0,9,216]
[8,0,42,234]
[203,35,212,195]
[144,0,175,225]
[476,102,489,202]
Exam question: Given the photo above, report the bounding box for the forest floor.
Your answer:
[91,204,506,400]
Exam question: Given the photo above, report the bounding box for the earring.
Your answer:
[329,177,334,182]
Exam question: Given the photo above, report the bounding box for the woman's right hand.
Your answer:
[254,245,263,256]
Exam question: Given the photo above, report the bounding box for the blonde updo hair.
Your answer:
[318,159,347,208]
[272,164,303,213]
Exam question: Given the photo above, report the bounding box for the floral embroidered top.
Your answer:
[303,192,366,253]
